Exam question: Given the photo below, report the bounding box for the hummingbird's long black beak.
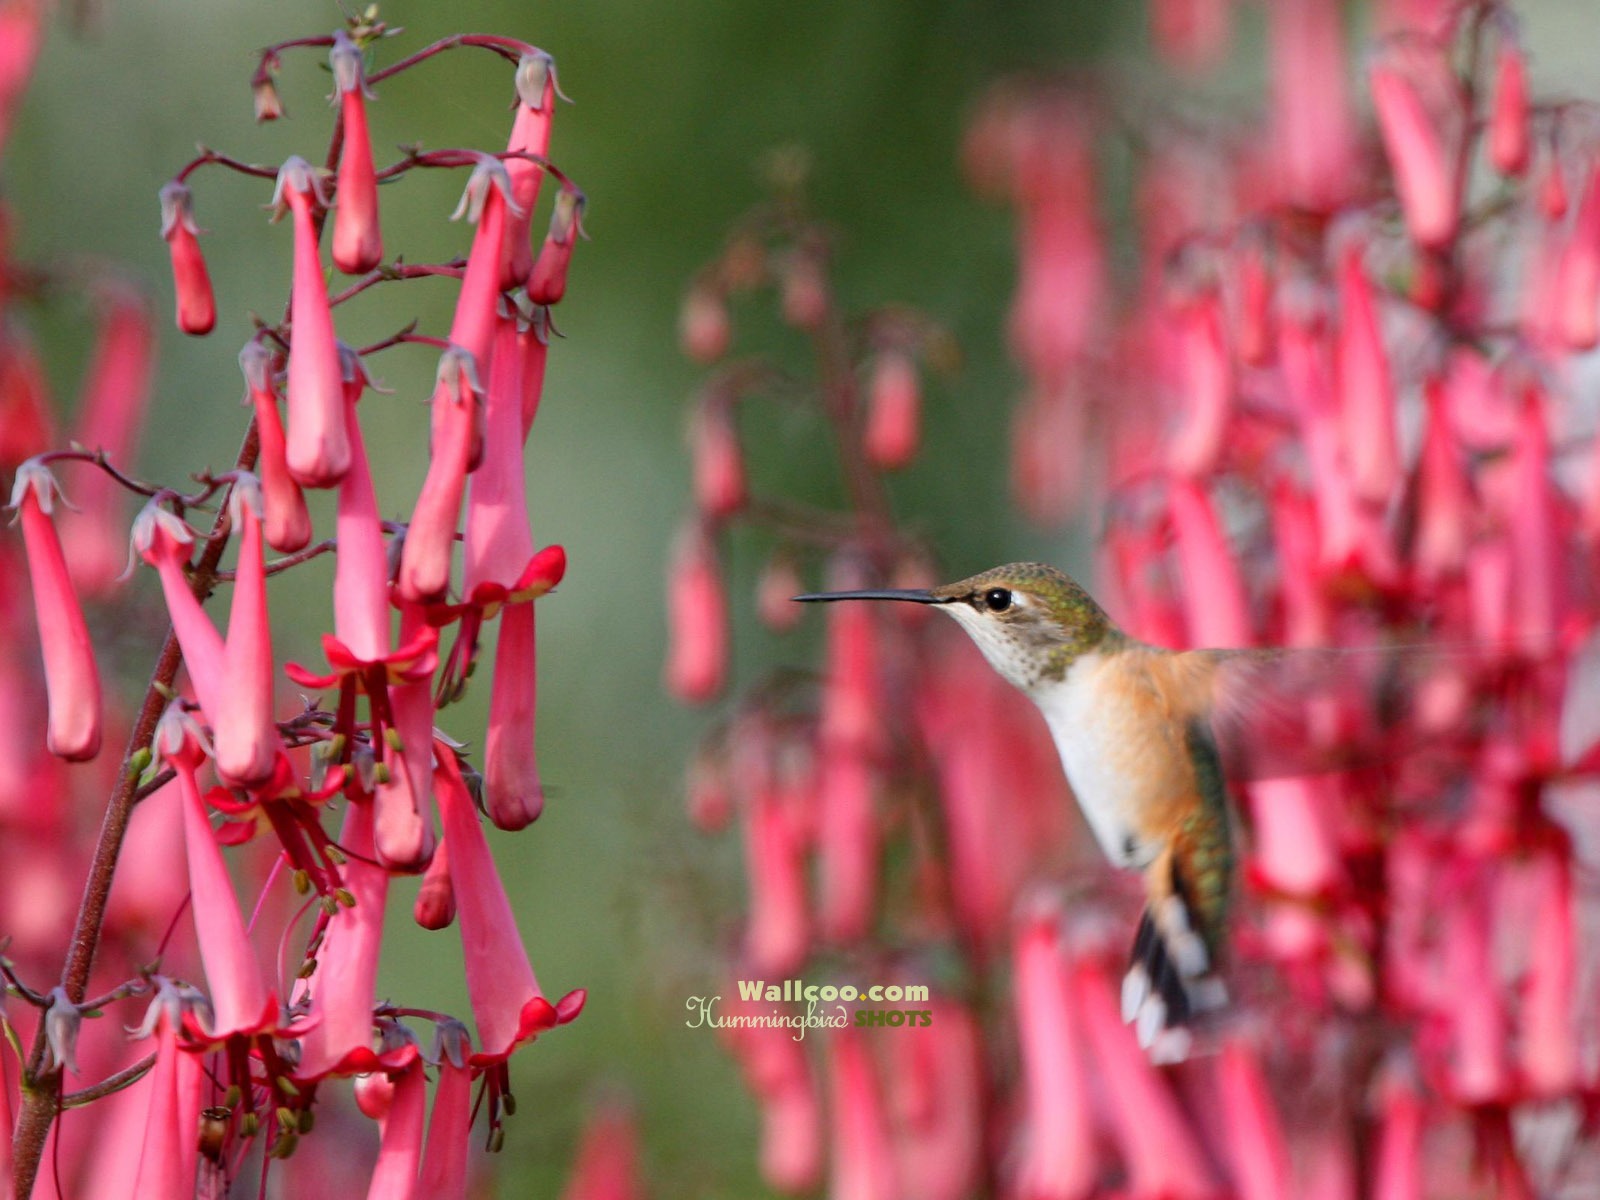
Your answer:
[791,589,946,604]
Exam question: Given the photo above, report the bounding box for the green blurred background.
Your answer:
[7,0,1591,1194]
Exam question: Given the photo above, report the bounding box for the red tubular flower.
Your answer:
[1169,478,1252,647]
[413,831,455,929]
[128,991,204,1200]
[1488,36,1530,177]
[398,344,483,604]
[157,705,277,1039]
[0,0,44,158]
[664,521,728,704]
[213,475,279,787]
[132,501,225,719]
[58,282,155,594]
[1150,0,1229,73]
[1167,285,1231,478]
[1556,158,1600,351]
[680,282,731,364]
[1505,383,1561,657]
[558,1102,646,1200]
[1516,850,1576,1096]
[417,1056,473,1199]
[1441,863,1508,1104]
[365,1061,428,1199]
[863,348,921,471]
[1233,228,1275,367]
[1011,908,1096,1200]
[330,30,382,275]
[1073,954,1216,1193]
[158,181,216,336]
[691,390,747,518]
[884,999,982,1200]
[294,799,411,1079]
[1214,1038,1291,1200]
[0,323,55,469]
[1413,376,1470,584]
[10,462,101,761]
[434,745,584,1061]
[1266,0,1354,209]
[501,51,558,289]
[1371,1062,1424,1200]
[527,184,585,305]
[826,1026,899,1200]
[1369,50,1460,250]
[1246,777,1340,899]
[239,339,312,553]
[1335,240,1400,505]
[274,155,349,488]
[735,723,810,974]
[721,993,824,1193]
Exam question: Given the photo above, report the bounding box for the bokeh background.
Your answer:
[5,0,1594,1193]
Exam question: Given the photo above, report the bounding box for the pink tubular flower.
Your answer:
[680,282,731,364]
[722,994,824,1192]
[827,1026,899,1200]
[1412,376,1470,583]
[275,155,350,488]
[131,500,225,718]
[128,987,204,1200]
[1011,908,1096,1200]
[1266,0,1354,209]
[1516,849,1576,1096]
[213,475,279,786]
[1371,1062,1424,1200]
[1555,157,1600,350]
[1168,285,1232,478]
[365,1061,427,1200]
[330,31,383,275]
[664,521,728,703]
[239,339,312,553]
[735,722,810,974]
[1334,240,1400,504]
[398,344,483,604]
[0,0,43,158]
[9,462,101,761]
[434,744,584,1061]
[413,833,455,929]
[158,181,216,336]
[1073,954,1216,1196]
[527,184,585,305]
[1150,0,1229,72]
[1215,1038,1291,1200]
[1488,36,1530,176]
[863,347,921,470]
[58,282,155,593]
[558,1102,645,1200]
[157,704,277,1039]
[501,51,558,289]
[295,799,412,1079]
[416,1051,473,1199]
[1369,50,1460,250]
[691,388,747,518]
[1169,477,1252,647]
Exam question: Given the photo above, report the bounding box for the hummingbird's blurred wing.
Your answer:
[1161,643,1492,784]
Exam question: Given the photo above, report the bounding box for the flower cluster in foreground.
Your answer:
[674,1,1600,1196]
[0,12,603,1198]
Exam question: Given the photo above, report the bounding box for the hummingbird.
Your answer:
[797,561,1272,1057]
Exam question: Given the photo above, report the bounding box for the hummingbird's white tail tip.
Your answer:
[1123,898,1228,1058]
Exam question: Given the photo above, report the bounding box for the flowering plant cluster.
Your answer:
[675,0,1600,1196]
[1,10,594,1197]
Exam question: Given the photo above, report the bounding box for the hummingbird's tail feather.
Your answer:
[1122,848,1228,1062]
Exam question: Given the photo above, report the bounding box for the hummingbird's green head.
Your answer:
[794,561,1115,690]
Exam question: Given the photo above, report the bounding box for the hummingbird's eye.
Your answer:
[982,587,1013,613]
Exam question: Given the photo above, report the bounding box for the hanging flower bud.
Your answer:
[1267,0,1356,210]
[527,184,585,305]
[212,476,279,787]
[273,156,349,487]
[501,50,559,289]
[9,462,101,761]
[252,72,284,122]
[1234,227,1275,367]
[664,521,728,704]
[1168,285,1232,478]
[1335,240,1400,504]
[756,551,804,633]
[238,341,311,553]
[680,281,731,364]
[1169,478,1252,647]
[413,834,455,930]
[1487,35,1530,177]
[781,247,830,332]
[863,348,922,470]
[398,345,483,603]
[1369,48,1460,249]
[132,502,225,719]
[447,152,520,367]
[690,390,747,519]
[158,181,215,336]
[330,30,383,275]
[1555,157,1600,350]
[1150,0,1230,73]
